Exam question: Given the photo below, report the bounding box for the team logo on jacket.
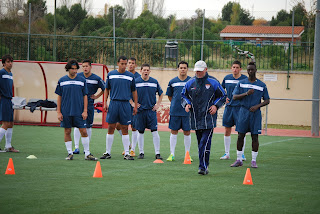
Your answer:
[205,84,211,89]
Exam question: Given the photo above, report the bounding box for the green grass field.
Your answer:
[0,125,319,214]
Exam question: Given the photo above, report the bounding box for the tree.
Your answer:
[253,18,268,26]
[24,0,47,22]
[221,1,254,25]
[142,0,165,17]
[1,0,24,19]
[123,0,136,19]
[230,3,240,25]
[107,5,126,27]
[69,3,87,30]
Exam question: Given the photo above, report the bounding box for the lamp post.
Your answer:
[17,3,31,60]
[191,14,197,47]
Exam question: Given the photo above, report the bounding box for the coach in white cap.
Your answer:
[181,60,226,175]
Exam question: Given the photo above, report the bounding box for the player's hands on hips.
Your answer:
[185,104,191,112]
[226,97,230,104]
[57,112,63,121]
[249,105,259,112]
[152,104,160,111]
[82,111,88,120]
[247,89,254,95]
[209,105,217,115]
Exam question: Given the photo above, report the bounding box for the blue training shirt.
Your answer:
[78,72,105,106]
[55,74,88,116]
[0,68,13,99]
[135,76,163,111]
[233,78,270,110]
[166,76,191,116]
[106,70,136,101]
[222,74,247,106]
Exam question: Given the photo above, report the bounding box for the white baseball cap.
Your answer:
[194,60,207,71]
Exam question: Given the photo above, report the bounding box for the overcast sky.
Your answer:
[47,0,314,20]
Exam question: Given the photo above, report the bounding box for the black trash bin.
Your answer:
[164,41,178,68]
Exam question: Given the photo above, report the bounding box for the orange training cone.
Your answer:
[243,168,253,185]
[153,159,164,163]
[5,158,15,175]
[183,151,192,164]
[93,161,103,178]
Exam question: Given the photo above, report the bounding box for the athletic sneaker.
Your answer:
[124,154,134,160]
[5,147,19,153]
[242,154,246,161]
[85,153,98,161]
[0,148,6,153]
[73,148,80,154]
[220,153,230,160]
[166,154,175,161]
[138,153,144,159]
[230,160,243,167]
[155,154,163,160]
[130,150,136,157]
[198,169,209,175]
[65,154,73,160]
[100,153,111,159]
[251,160,258,168]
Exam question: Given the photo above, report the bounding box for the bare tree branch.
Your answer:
[123,0,136,19]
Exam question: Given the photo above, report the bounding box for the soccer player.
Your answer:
[55,59,98,161]
[134,63,163,160]
[100,56,138,160]
[182,60,226,175]
[230,62,270,168]
[118,57,141,157]
[166,61,192,161]
[220,61,248,161]
[73,59,105,154]
[0,55,19,153]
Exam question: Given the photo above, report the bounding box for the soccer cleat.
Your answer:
[242,154,246,161]
[100,153,111,159]
[138,153,144,159]
[0,148,6,153]
[155,154,163,160]
[220,153,230,160]
[230,160,243,167]
[73,148,80,154]
[65,154,73,160]
[5,147,19,153]
[85,153,98,161]
[251,160,258,168]
[130,150,136,157]
[198,169,209,175]
[124,154,134,160]
[166,154,175,161]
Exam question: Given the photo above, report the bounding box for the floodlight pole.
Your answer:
[113,7,116,70]
[27,3,31,60]
[201,9,205,61]
[53,0,57,61]
[311,1,320,136]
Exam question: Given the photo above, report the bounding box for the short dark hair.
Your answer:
[248,62,256,69]
[128,57,136,62]
[232,60,241,68]
[82,59,91,66]
[178,61,188,68]
[117,56,127,62]
[2,55,13,65]
[141,63,150,70]
[65,59,79,71]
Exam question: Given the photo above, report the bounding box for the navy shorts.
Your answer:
[169,115,191,131]
[0,97,13,122]
[86,107,94,128]
[106,100,132,125]
[61,115,86,128]
[236,107,262,135]
[134,109,158,131]
[222,105,241,128]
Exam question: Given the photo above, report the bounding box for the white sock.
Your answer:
[184,134,191,154]
[138,132,144,154]
[242,136,246,152]
[224,136,231,155]
[5,128,13,148]
[106,134,114,154]
[81,136,90,157]
[252,151,258,161]
[122,135,130,155]
[152,131,160,155]
[73,128,81,149]
[0,128,6,144]
[237,150,243,161]
[65,141,73,154]
[131,130,138,152]
[117,129,122,136]
[170,133,178,155]
[87,128,92,140]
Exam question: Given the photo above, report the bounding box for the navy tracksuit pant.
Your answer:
[195,129,214,171]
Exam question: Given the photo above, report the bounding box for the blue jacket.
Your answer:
[181,73,226,130]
